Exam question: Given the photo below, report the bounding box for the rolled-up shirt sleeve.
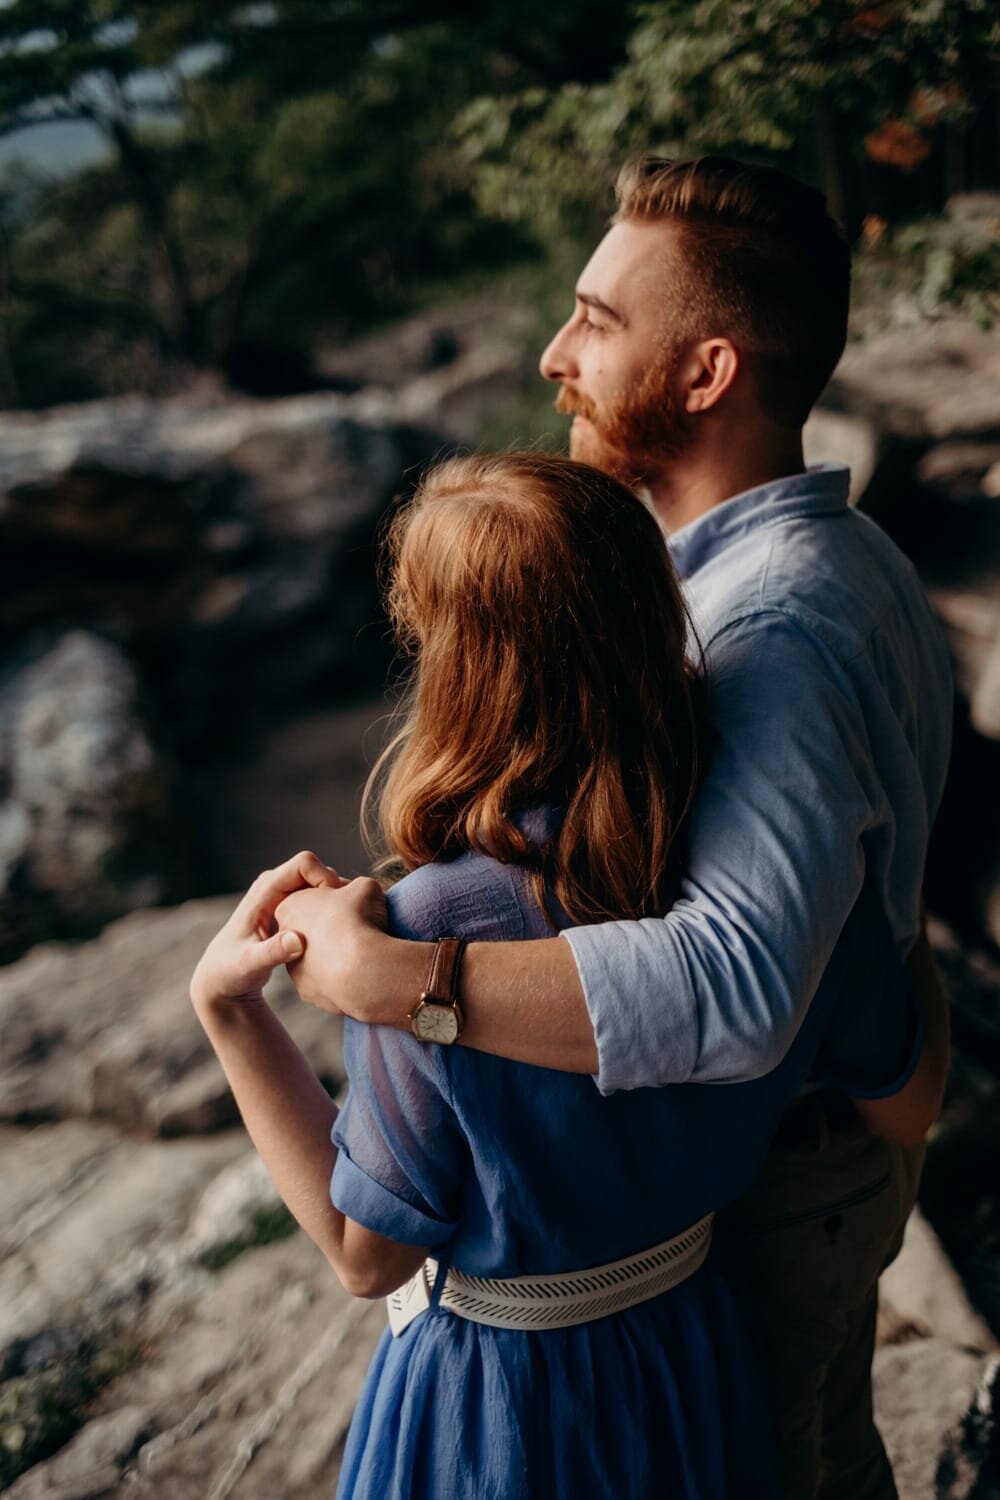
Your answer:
[563,611,882,1093]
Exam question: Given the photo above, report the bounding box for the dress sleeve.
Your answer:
[562,611,877,1093]
[330,1018,467,1248]
[329,864,493,1249]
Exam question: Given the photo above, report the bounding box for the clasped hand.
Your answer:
[189,850,344,1011]
[190,848,391,1019]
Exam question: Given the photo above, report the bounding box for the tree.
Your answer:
[0,0,642,403]
[459,0,1000,243]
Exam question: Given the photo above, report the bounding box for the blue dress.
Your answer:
[330,824,919,1499]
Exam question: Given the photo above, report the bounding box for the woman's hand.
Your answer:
[190,850,345,1013]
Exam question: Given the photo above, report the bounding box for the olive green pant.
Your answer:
[718,1105,924,1500]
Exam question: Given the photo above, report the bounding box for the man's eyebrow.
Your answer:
[576,290,625,325]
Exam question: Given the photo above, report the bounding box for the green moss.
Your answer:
[0,1332,144,1489]
[200,1202,297,1272]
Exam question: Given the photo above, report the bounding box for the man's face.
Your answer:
[539,219,696,486]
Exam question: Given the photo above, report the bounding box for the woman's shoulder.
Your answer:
[386,850,558,944]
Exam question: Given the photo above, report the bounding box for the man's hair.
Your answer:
[364,453,704,925]
[614,156,851,428]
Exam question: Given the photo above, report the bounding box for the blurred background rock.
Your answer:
[0,2,998,1495]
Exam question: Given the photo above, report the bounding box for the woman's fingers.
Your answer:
[258,929,305,967]
[236,928,306,983]
[236,851,344,936]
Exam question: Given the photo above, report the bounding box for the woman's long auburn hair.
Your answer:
[363,453,705,925]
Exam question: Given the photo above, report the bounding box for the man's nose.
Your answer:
[539,320,577,383]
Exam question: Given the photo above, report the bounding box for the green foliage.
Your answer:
[0,1,995,405]
[458,0,998,253]
[853,203,1000,332]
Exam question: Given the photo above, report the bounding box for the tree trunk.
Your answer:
[815,101,854,236]
[107,116,203,363]
[0,226,21,407]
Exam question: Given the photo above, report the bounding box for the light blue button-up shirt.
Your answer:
[562,465,953,1094]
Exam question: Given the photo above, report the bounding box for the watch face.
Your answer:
[413,1001,460,1044]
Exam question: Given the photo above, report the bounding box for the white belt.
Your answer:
[387,1213,714,1335]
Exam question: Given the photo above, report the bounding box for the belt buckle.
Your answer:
[387,1259,435,1336]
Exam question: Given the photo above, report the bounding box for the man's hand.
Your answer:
[275,877,399,1020]
[190,851,343,1013]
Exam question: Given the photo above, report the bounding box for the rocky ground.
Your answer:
[1,235,1000,1494]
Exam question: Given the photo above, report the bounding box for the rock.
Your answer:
[0,897,345,1131]
[874,1340,997,1500]
[124,1234,384,1499]
[1,1154,387,1496]
[182,1150,290,1269]
[0,389,422,760]
[804,407,884,506]
[0,1124,243,1361]
[3,1404,153,1500]
[917,442,1000,505]
[0,631,185,963]
[946,191,1000,228]
[382,341,540,447]
[936,1357,1000,1499]
[829,318,1000,443]
[315,291,533,392]
[0,1119,245,1488]
[194,696,395,890]
[879,1208,999,1352]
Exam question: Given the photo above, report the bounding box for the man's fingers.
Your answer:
[345,876,391,931]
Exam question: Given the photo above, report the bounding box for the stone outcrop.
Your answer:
[2,296,1000,1496]
[0,388,417,739]
[0,898,344,1131]
[0,385,437,960]
[0,631,184,963]
[0,893,357,1493]
[0,893,997,1496]
[807,313,1000,953]
[875,1342,1000,1500]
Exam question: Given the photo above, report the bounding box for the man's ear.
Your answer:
[682,339,740,413]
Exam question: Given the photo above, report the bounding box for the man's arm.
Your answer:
[852,921,951,1147]
[277,878,598,1071]
[281,614,920,1093]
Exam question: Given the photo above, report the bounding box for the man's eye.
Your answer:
[584,315,608,334]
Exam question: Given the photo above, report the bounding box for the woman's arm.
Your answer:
[851,922,951,1148]
[192,994,427,1297]
[189,862,427,1299]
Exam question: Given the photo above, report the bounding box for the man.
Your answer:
[270,157,953,1497]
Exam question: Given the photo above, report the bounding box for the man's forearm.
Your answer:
[348,932,599,1074]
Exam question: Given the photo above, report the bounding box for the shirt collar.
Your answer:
[666,464,851,579]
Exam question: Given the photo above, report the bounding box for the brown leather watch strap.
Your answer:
[423,937,466,1004]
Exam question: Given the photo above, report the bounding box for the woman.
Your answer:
[191,454,927,1498]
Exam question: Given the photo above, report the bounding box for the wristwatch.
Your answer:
[409,937,466,1045]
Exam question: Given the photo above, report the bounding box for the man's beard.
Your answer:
[555,356,695,487]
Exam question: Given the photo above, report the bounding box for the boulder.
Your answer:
[0,389,422,755]
[828,317,1000,444]
[874,1340,1000,1500]
[315,291,533,393]
[879,1209,998,1353]
[0,896,345,1131]
[0,1120,383,1497]
[0,631,185,963]
[804,407,884,506]
[3,1404,154,1500]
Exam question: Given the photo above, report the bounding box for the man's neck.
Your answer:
[646,434,807,535]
